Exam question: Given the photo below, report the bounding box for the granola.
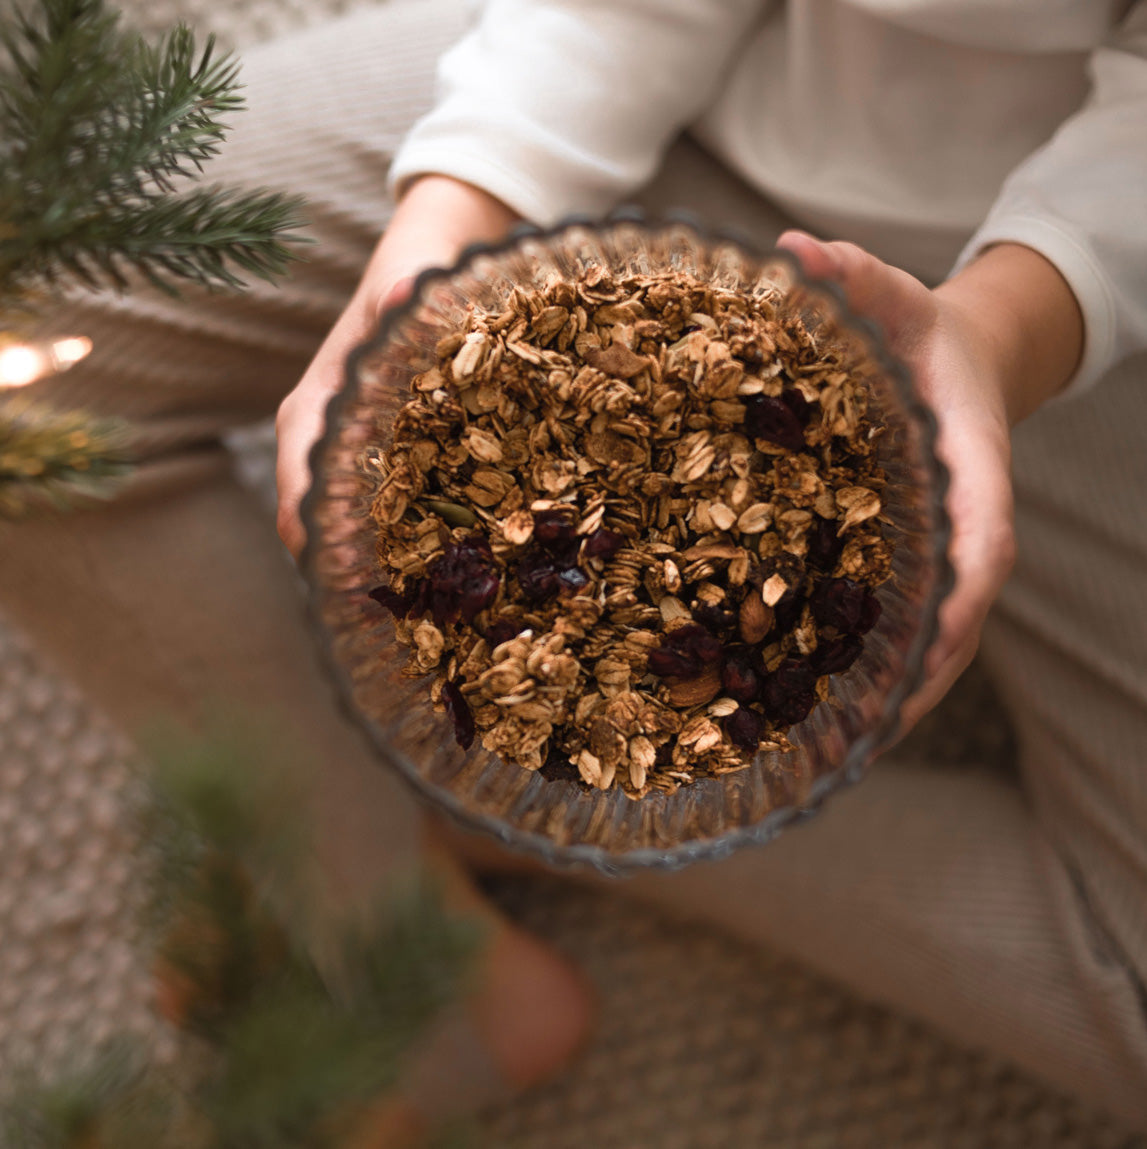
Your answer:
[363,263,893,798]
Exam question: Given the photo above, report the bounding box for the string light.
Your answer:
[0,336,92,387]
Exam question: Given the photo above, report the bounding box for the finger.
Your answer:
[895,624,981,737]
[275,275,421,558]
[776,230,935,347]
[275,388,329,559]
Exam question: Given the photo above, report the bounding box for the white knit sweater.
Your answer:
[391,0,1147,394]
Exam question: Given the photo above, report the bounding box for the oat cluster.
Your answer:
[364,263,893,798]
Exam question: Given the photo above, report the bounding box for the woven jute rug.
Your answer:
[2,611,1145,1149]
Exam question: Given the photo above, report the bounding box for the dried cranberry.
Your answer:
[810,634,863,675]
[857,592,882,635]
[775,689,817,727]
[485,618,521,649]
[743,394,806,452]
[408,579,432,619]
[807,516,843,572]
[809,578,881,635]
[534,509,578,547]
[539,746,581,783]
[722,655,760,703]
[780,387,813,427]
[426,537,500,625]
[648,624,724,680]
[583,529,626,559]
[725,706,765,751]
[442,681,475,750]
[648,647,700,679]
[515,550,560,602]
[670,624,723,666]
[760,658,819,726]
[772,590,804,636]
[368,584,410,618]
[457,568,501,624]
[693,601,736,633]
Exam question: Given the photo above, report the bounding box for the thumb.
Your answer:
[776,230,935,347]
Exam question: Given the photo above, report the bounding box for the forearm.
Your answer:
[935,243,1084,427]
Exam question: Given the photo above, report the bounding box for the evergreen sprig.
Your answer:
[1,716,481,1148]
[0,0,307,311]
[0,389,132,515]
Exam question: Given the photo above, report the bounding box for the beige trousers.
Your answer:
[3,0,1146,1126]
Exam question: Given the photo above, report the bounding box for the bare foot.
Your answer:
[340,837,595,1148]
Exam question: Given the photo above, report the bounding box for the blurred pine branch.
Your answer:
[0,389,131,515]
[0,715,480,1148]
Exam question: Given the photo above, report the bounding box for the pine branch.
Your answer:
[0,0,307,311]
[0,391,132,517]
[16,185,306,296]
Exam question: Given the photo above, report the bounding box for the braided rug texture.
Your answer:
[1,0,1145,1144]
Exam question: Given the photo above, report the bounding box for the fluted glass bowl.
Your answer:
[300,214,952,875]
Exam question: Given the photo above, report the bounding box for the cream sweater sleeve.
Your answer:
[389,0,767,224]
[954,2,1147,396]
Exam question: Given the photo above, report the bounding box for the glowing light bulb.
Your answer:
[0,334,92,386]
[0,344,48,387]
[51,336,92,367]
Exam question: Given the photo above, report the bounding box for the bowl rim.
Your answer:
[299,207,954,876]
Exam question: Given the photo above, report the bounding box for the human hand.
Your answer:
[775,232,1082,733]
[275,176,519,557]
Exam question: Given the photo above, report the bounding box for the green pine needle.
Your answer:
[0,0,307,311]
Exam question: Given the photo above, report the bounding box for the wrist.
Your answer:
[357,175,520,320]
[934,243,1083,426]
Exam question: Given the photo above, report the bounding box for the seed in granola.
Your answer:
[666,664,724,708]
[738,593,774,644]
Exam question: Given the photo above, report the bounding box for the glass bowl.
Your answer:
[300,213,952,876]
